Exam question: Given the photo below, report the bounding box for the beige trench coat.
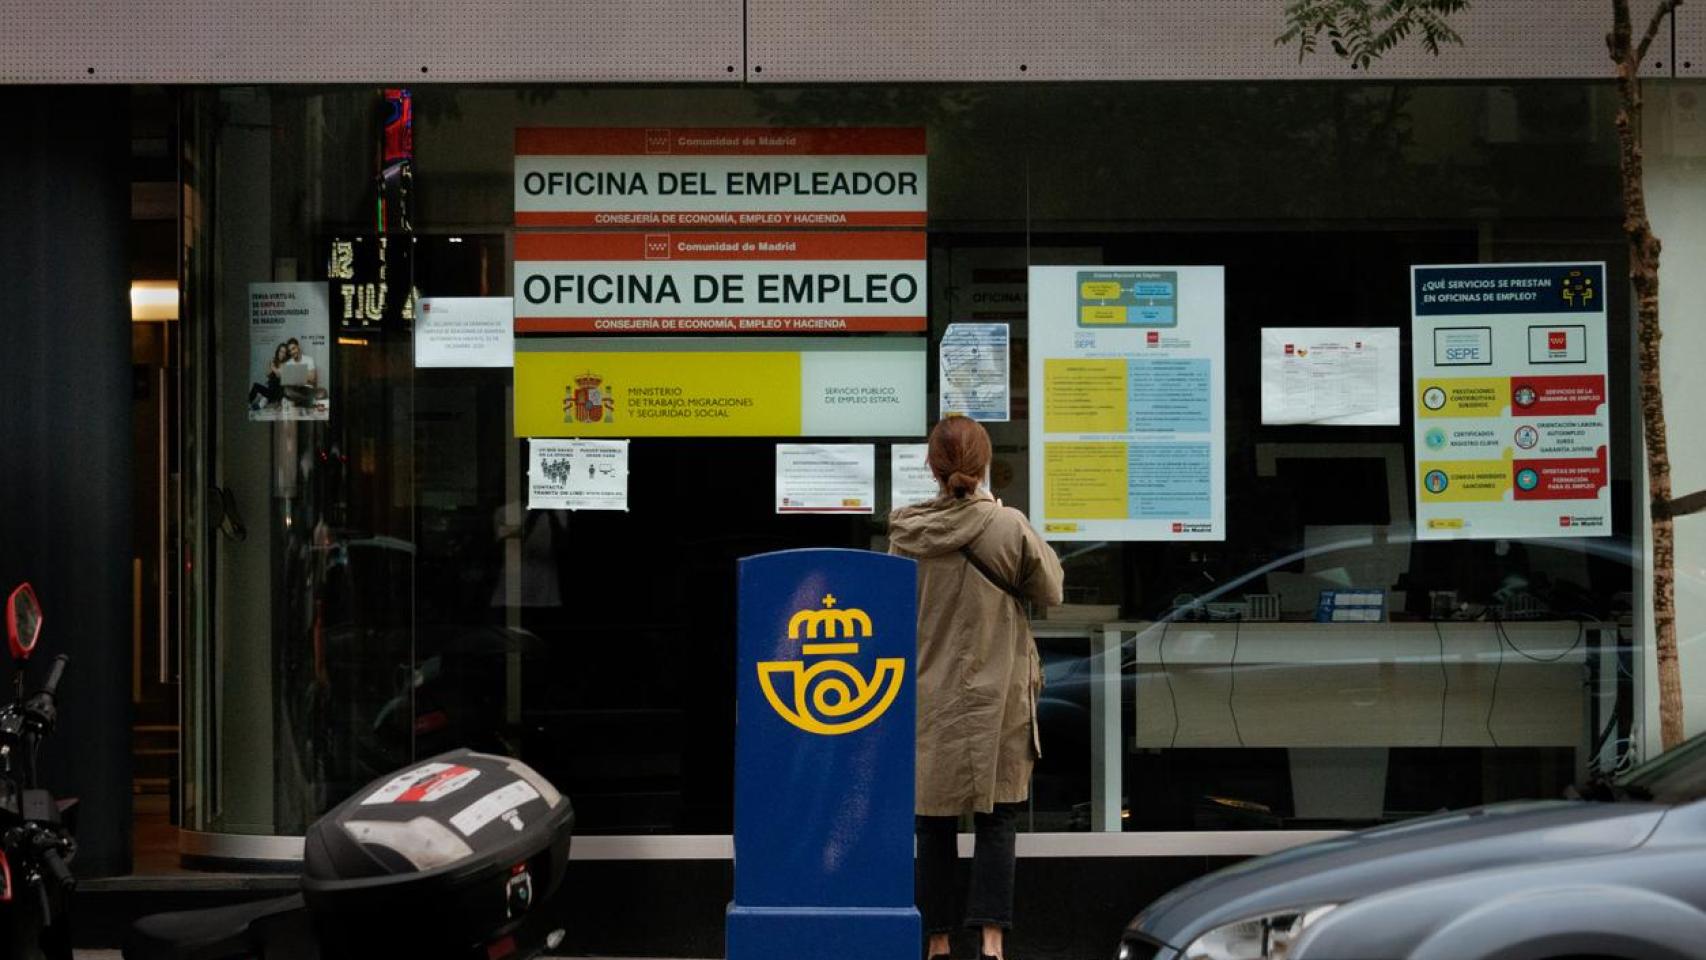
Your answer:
[888,492,1065,816]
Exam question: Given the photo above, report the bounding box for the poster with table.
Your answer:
[1411,262,1612,540]
[1259,327,1401,426]
[1028,266,1226,541]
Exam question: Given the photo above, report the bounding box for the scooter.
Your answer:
[125,748,574,959]
[0,583,77,960]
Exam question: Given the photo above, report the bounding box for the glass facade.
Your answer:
[179,81,1640,841]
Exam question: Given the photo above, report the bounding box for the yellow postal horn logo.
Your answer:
[758,594,905,736]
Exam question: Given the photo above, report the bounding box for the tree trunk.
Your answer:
[1610,0,1685,749]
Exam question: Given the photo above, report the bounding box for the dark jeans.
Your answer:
[916,803,1021,936]
[248,378,281,406]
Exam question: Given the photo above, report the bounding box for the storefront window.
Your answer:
[181,80,1637,840]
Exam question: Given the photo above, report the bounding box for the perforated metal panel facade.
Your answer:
[1676,2,1706,76]
[0,0,743,83]
[745,0,1646,83]
[0,1,1675,85]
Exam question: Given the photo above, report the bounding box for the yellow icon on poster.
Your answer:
[1417,377,1510,418]
[757,594,905,737]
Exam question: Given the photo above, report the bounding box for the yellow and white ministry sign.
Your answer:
[514,337,925,438]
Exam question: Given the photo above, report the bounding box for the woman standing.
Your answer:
[888,416,1064,960]
[248,342,289,410]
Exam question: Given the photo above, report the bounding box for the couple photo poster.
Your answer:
[248,282,331,422]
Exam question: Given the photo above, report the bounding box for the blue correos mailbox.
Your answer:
[728,548,920,959]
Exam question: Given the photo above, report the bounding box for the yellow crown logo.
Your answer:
[758,594,904,737]
[788,593,872,650]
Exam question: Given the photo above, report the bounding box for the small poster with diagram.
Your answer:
[939,323,1009,421]
[247,282,331,422]
[528,439,629,511]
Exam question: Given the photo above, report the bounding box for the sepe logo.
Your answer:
[644,128,673,154]
[1171,522,1183,533]
[1560,516,1573,527]
[1284,343,1295,356]
[1147,331,1161,346]
[1548,330,1568,352]
[757,593,905,737]
[644,234,672,260]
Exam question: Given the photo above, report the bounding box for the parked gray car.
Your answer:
[1117,730,1706,960]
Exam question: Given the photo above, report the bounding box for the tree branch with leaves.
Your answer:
[1281,0,1692,750]
[1278,0,1472,68]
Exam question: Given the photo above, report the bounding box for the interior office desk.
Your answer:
[1063,619,1608,830]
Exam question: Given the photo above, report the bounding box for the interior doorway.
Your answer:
[130,86,183,875]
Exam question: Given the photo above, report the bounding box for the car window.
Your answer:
[1617,731,1706,803]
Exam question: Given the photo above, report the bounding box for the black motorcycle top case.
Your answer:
[301,749,573,960]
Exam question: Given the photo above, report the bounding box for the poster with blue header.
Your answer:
[1411,262,1612,540]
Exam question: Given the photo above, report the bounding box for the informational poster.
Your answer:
[939,323,1010,421]
[416,297,515,368]
[515,337,925,438]
[889,443,940,508]
[513,232,925,334]
[527,439,629,511]
[247,282,330,422]
[1412,263,1612,540]
[1028,267,1226,541]
[514,127,926,228]
[776,444,876,514]
[1260,328,1401,426]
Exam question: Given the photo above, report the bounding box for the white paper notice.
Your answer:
[416,297,514,368]
[890,444,939,509]
[939,323,1010,421]
[776,444,875,514]
[528,440,629,511]
[1260,328,1400,426]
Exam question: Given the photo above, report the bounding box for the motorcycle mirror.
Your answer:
[6,583,42,662]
